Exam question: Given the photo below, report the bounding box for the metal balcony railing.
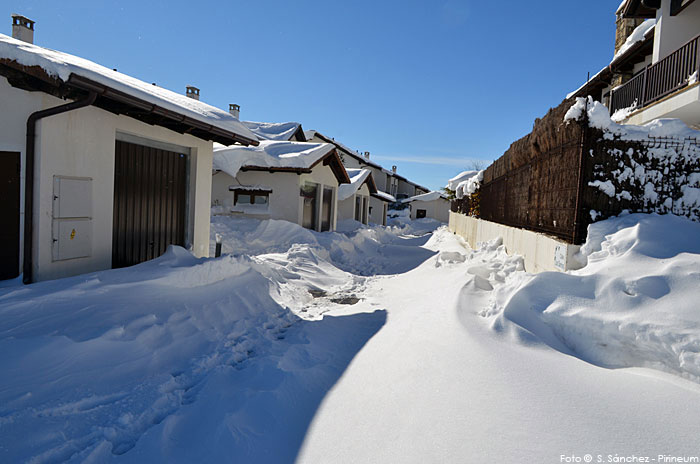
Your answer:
[610,33,700,115]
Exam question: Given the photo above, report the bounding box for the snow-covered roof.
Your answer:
[401,191,448,203]
[0,33,258,145]
[447,170,480,190]
[307,130,385,170]
[242,121,304,141]
[566,19,655,99]
[214,140,350,183]
[373,190,396,202]
[613,19,656,60]
[338,168,377,201]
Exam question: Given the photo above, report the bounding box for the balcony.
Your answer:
[609,33,700,116]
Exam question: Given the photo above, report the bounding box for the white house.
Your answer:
[570,0,700,128]
[337,168,381,225]
[0,17,258,283]
[305,130,395,225]
[402,191,450,223]
[211,140,350,231]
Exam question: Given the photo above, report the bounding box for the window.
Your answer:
[354,195,362,222]
[234,191,269,206]
[362,197,368,224]
[416,209,427,219]
[321,187,334,232]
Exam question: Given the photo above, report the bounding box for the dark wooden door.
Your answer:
[0,152,20,280]
[112,140,188,269]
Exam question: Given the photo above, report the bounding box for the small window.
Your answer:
[416,209,427,219]
[234,192,269,206]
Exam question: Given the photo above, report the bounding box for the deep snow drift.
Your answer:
[478,213,700,382]
[1,213,699,463]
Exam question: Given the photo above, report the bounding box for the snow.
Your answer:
[337,168,371,201]
[228,184,273,192]
[613,19,656,60]
[616,0,628,14]
[588,179,616,197]
[2,213,700,462]
[241,121,302,141]
[213,140,335,179]
[455,170,483,199]
[481,213,700,382]
[401,190,447,203]
[446,170,479,190]
[0,34,257,143]
[565,96,700,140]
[372,190,396,202]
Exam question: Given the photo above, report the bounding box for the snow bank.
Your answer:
[338,168,371,201]
[241,121,302,141]
[478,213,700,383]
[213,140,335,179]
[211,216,441,277]
[0,34,256,142]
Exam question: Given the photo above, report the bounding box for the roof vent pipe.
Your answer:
[186,86,200,100]
[391,165,397,173]
[229,103,240,119]
[12,14,34,44]
[364,151,370,159]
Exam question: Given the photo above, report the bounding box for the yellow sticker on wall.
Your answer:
[70,229,76,240]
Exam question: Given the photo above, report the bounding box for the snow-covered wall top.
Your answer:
[213,140,335,179]
[447,170,479,190]
[455,171,484,199]
[242,121,302,141]
[0,33,256,142]
[338,168,371,201]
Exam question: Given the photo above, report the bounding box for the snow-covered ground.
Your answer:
[1,214,699,463]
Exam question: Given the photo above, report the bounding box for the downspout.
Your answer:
[23,91,97,284]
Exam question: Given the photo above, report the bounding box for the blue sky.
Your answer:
[4,1,617,190]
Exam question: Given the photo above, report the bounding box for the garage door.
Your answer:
[112,140,188,268]
[0,151,20,280]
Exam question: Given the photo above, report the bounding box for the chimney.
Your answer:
[186,86,200,100]
[12,14,35,44]
[391,165,397,173]
[364,151,370,160]
[229,103,240,119]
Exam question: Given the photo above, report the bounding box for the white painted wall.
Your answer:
[448,212,582,273]
[409,198,450,222]
[653,0,700,62]
[211,162,340,231]
[337,183,370,223]
[624,82,700,127]
[369,196,388,225]
[1,76,214,282]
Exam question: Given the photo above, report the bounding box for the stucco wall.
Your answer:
[410,198,450,222]
[337,184,370,223]
[448,212,582,273]
[653,0,700,62]
[1,76,213,282]
[369,196,387,225]
[212,162,340,231]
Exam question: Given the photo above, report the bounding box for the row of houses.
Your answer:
[0,15,448,284]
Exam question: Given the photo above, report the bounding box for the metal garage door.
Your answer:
[112,140,188,269]
[0,151,20,280]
